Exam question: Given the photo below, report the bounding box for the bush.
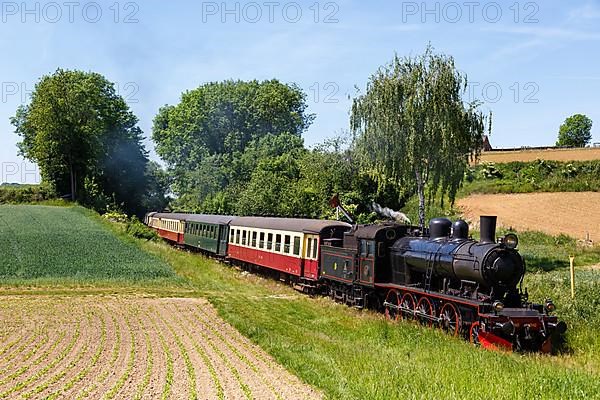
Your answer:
[126,216,158,241]
[0,184,56,204]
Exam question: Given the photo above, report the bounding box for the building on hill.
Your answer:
[482,135,493,151]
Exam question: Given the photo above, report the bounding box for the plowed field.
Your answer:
[457,192,600,241]
[477,147,600,164]
[0,296,320,400]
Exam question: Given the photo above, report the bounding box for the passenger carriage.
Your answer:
[145,212,187,245]
[183,215,234,256]
[227,217,351,291]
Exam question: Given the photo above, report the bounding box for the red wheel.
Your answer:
[469,322,481,345]
[439,303,461,336]
[416,297,435,327]
[384,290,400,321]
[400,293,416,320]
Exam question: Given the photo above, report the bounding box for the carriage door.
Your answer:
[303,235,319,280]
[218,226,228,256]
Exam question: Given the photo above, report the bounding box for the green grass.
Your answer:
[0,205,180,288]
[138,238,600,399]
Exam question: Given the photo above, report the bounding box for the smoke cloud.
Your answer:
[371,202,411,225]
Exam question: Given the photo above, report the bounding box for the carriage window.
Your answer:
[307,239,313,259]
[267,233,273,250]
[236,229,240,244]
[313,238,318,259]
[242,230,247,245]
[230,229,235,243]
[275,234,282,252]
[368,241,374,256]
[252,231,257,247]
[259,232,265,248]
[284,235,291,254]
[293,236,301,256]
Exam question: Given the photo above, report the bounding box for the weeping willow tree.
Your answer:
[351,46,489,229]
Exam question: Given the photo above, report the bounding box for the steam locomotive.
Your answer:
[321,215,566,352]
[145,212,566,353]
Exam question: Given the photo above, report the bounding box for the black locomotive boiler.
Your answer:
[320,215,566,352]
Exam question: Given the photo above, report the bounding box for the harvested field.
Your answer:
[457,192,600,242]
[0,295,321,400]
[476,147,600,164]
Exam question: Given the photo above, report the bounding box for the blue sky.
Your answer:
[2,0,600,183]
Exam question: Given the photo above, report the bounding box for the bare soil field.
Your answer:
[476,147,600,164]
[0,296,321,400]
[457,192,600,242]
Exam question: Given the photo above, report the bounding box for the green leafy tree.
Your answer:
[152,79,314,205]
[556,114,593,147]
[351,46,488,229]
[11,69,152,215]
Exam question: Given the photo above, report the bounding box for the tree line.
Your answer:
[17,46,590,223]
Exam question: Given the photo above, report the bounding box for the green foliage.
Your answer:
[0,184,56,204]
[556,114,593,147]
[125,216,159,241]
[351,45,488,228]
[11,69,159,217]
[152,79,315,206]
[0,205,175,284]
[463,159,600,195]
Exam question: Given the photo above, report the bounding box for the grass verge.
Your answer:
[138,238,600,399]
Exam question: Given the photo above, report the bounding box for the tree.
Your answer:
[556,114,593,147]
[351,46,488,229]
[152,79,314,207]
[12,69,151,215]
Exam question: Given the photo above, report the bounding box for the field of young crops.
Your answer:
[0,205,176,284]
[0,296,318,399]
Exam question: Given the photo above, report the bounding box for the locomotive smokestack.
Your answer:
[480,216,497,244]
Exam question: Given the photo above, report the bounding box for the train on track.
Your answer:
[145,212,566,353]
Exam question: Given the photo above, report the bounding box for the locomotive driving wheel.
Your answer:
[469,322,481,345]
[384,290,400,321]
[400,293,416,320]
[416,297,435,327]
[439,303,461,336]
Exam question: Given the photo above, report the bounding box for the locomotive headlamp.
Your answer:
[545,299,557,313]
[493,301,504,312]
[503,233,519,249]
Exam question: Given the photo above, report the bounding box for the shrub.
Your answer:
[126,217,159,241]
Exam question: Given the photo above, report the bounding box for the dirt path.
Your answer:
[0,296,322,400]
[457,192,600,242]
